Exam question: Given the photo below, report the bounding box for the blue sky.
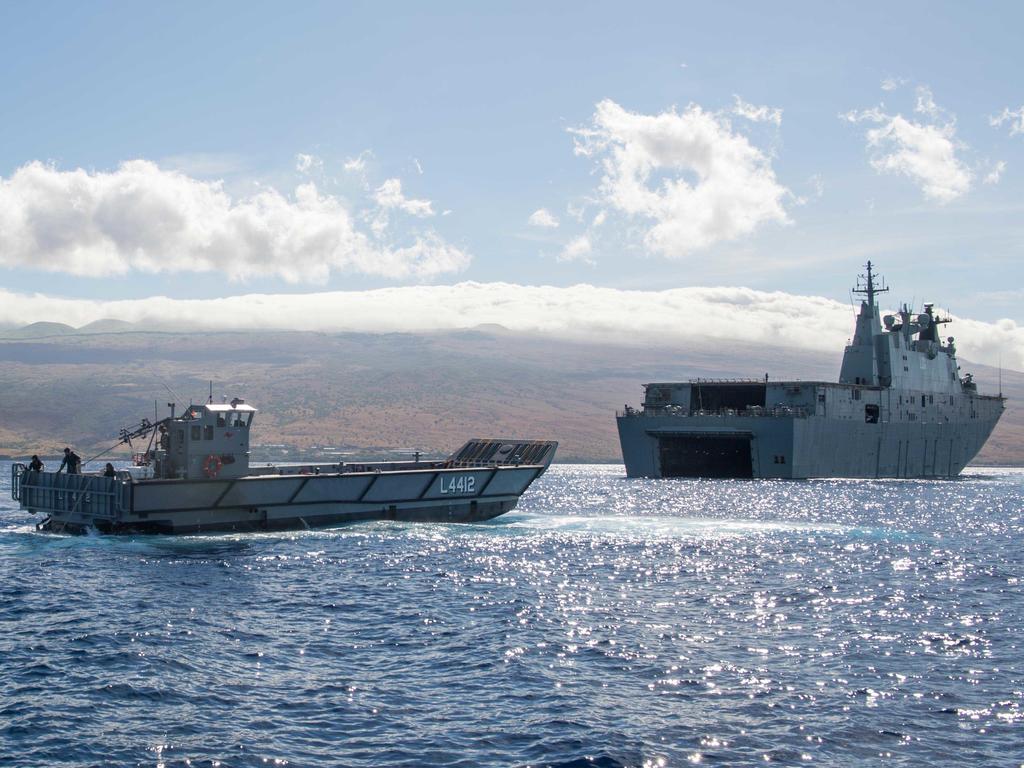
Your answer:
[0,2,1022,336]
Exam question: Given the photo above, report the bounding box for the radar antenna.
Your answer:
[923,303,952,326]
[852,261,889,308]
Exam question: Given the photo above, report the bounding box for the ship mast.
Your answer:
[840,262,891,386]
[853,260,888,309]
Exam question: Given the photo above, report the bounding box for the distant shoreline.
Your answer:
[2,455,1021,469]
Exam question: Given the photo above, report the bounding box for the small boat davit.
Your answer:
[11,399,557,534]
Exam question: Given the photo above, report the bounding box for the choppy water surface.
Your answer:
[2,463,1023,767]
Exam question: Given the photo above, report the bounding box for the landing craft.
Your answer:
[11,398,557,534]
[617,263,1004,478]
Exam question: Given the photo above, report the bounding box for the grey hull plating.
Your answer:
[13,461,550,535]
[617,393,1003,479]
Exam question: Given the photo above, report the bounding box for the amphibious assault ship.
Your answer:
[11,399,556,534]
[617,264,1004,478]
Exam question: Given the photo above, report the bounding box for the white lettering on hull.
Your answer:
[440,475,476,495]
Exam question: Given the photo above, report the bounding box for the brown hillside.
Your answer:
[0,329,1019,464]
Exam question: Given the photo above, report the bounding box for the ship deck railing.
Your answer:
[10,464,130,522]
[685,377,770,384]
[618,405,811,419]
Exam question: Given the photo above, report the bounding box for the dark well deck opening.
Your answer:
[657,435,754,478]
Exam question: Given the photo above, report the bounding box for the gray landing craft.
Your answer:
[11,400,556,534]
[617,263,1005,478]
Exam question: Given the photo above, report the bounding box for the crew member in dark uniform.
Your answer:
[29,455,44,472]
[58,447,81,474]
[103,462,116,477]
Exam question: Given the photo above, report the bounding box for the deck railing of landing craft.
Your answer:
[617,405,811,419]
[10,463,131,520]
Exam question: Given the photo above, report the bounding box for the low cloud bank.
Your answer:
[1,283,1020,371]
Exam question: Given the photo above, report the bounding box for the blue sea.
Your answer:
[2,462,1023,767]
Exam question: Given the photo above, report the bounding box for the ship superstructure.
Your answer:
[12,398,556,534]
[617,264,1004,478]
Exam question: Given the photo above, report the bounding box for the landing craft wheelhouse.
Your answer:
[616,264,1005,479]
[12,398,557,534]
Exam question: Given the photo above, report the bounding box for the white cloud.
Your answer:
[843,87,972,203]
[984,160,1006,185]
[295,153,321,174]
[344,151,372,173]
[914,86,943,120]
[558,235,593,264]
[528,208,559,228]
[881,77,908,92]
[373,178,434,217]
[732,96,783,126]
[571,99,790,259]
[0,160,467,283]
[370,177,435,236]
[990,106,1024,136]
[1,282,1020,370]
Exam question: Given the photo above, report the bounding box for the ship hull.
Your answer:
[14,463,547,535]
[617,405,1003,479]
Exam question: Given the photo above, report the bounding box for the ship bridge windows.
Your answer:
[191,425,201,441]
[228,412,251,428]
[204,425,214,440]
[210,410,252,428]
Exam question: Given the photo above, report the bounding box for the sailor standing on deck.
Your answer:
[28,455,43,472]
[57,447,81,474]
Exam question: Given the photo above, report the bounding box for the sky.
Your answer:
[1,2,1022,366]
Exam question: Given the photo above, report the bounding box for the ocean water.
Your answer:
[1,463,1023,767]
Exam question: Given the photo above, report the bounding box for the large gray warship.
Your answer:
[11,399,556,534]
[617,264,1004,478]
